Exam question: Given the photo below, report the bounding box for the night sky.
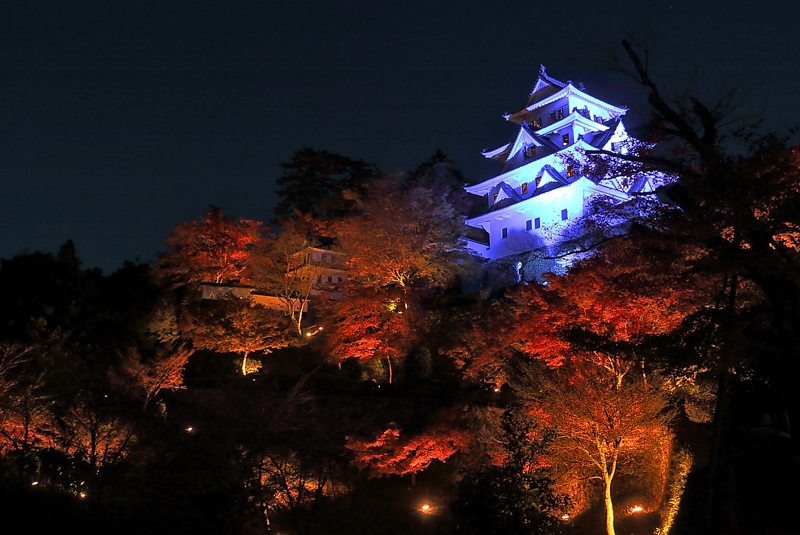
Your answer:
[1,0,798,272]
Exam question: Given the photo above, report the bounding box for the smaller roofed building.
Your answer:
[464,66,662,277]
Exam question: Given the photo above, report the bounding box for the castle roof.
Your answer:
[527,65,567,100]
[465,177,630,227]
[484,112,617,163]
[524,83,627,115]
[584,118,622,149]
[506,67,627,124]
[481,142,511,160]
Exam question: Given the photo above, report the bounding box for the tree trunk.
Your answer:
[293,297,304,335]
[604,478,616,535]
[387,357,393,384]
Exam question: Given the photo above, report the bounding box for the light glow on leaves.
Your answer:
[158,206,263,287]
[346,413,473,476]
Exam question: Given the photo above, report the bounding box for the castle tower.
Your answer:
[464,66,658,277]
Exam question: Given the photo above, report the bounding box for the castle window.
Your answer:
[550,108,564,123]
[502,227,508,239]
[561,209,568,221]
[492,192,498,202]
[532,118,542,129]
[523,145,536,159]
[327,276,333,283]
[337,277,342,283]
[521,183,528,194]
[526,219,532,231]
[562,133,570,146]
[567,165,575,177]
[535,217,541,229]
[317,276,322,283]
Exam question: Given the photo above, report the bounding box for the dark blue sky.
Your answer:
[1,0,797,272]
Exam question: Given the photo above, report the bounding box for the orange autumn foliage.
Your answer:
[334,177,467,291]
[56,401,136,467]
[346,414,473,476]
[527,365,674,531]
[323,287,416,366]
[512,240,710,379]
[179,300,293,371]
[158,206,264,287]
[120,344,193,410]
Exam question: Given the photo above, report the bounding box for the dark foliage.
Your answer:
[274,146,381,220]
[450,410,567,535]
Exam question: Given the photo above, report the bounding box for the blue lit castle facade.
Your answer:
[463,66,658,280]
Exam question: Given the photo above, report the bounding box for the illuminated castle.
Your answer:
[463,66,659,279]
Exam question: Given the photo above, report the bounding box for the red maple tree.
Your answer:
[512,239,711,383]
[345,409,473,477]
[120,343,193,410]
[158,206,264,287]
[322,287,416,383]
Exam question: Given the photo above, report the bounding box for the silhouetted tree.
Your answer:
[451,410,566,535]
[274,147,381,220]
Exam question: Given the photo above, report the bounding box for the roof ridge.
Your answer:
[529,64,567,96]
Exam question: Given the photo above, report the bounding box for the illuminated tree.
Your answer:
[438,292,528,385]
[442,238,707,388]
[158,206,264,287]
[0,344,52,463]
[322,286,415,383]
[252,447,350,534]
[593,40,800,442]
[336,176,468,293]
[232,377,358,535]
[56,398,136,468]
[345,408,472,477]
[120,343,193,410]
[247,217,327,335]
[528,365,673,535]
[450,410,566,535]
[0,344,34,403]
[179,300,293,374]
[513,239,709,384]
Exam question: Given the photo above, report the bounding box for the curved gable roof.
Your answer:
[526,65,567,102]
[585,118,623,149]
[525,83,628,116]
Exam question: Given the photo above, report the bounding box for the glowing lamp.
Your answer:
[420,503,433,514]
[560,514,570,521]
[79,492,87,499]
[630,505,643,514]
[186,426,194,433]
